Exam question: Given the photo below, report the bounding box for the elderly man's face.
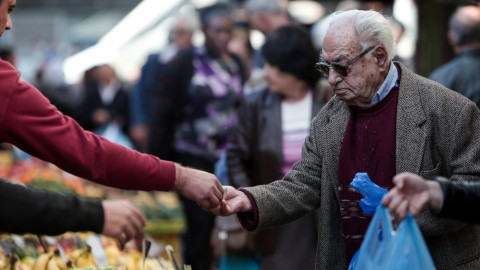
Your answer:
[321,24,385,108]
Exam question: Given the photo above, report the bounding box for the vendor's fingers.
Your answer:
[382,192,394,205]
[121,223,135,243]
[392,172,413,188]
[214,181,224,198]
[395,200,409,220]
[219,201,231,216]
[387,193,405,212]
[198,199,213,210]
[127,215,145,238]
[128,205,147,230]
[382,188,399,206]
[209,192,222,208]
[116,234,127,250]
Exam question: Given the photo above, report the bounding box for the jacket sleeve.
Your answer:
[438,180,480,224]
[0,179,103,235]
[0,60,175,191]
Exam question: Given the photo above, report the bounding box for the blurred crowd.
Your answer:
[2,0,480,270]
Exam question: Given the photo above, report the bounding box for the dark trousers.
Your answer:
[176,153,215,270]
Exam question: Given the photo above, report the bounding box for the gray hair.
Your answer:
[328,9,395,62]
[449,6,480,46]
[245,0,287,14]
[171,11,199,33]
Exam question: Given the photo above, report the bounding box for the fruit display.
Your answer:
[0,233,180,270]
[0,154,103,199]
[0,150,188,269]
[127,192,186,236]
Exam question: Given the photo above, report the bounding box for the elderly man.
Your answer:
[218,9,480,269]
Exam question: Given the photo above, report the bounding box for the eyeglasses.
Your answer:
[315,45,376,77]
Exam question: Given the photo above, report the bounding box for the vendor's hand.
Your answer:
[210,186,252,216]
[101,200,146,249]
[382,172,443,220]
[173,163,224,210]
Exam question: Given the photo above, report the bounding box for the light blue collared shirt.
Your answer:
[370,62,399,106]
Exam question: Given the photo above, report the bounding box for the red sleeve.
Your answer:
[0,60,175,191]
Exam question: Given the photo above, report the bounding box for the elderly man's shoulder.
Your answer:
[403,68,474,107]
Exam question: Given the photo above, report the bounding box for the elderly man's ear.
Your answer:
[374,45,389,72]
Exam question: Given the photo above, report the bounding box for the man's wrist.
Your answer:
[427,181,443,212]
[173,163,185,192]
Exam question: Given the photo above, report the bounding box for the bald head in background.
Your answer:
[429,5,480,108]
[245,0,291,35]
[448,5,480,53]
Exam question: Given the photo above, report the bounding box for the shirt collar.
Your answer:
[370,62,398,106]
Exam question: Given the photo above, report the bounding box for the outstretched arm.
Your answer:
[173,163,224,210]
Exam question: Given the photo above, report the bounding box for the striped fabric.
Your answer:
[281,92,312,175]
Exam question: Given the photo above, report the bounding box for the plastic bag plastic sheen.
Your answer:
[349,173,387,215]
[351,206,436,270]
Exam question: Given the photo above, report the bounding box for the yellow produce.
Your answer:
[33,253,53,270]
[46,250,69,270]
[0,256,8,269]
[19,256,36,270]
[69,246,96,268]
[103,245,120,267]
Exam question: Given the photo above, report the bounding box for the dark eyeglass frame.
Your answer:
[315,45,376,77]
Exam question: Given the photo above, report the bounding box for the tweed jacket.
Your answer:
[242,63,480,269]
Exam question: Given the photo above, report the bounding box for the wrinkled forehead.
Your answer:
[321,26,360,62]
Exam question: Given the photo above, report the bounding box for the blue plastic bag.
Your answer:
[352,206,436,270]
[349,173,387,215]
[352,206,394,269]
[348,172,388,268]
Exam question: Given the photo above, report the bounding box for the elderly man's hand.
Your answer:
[101,200,147,249]
[173,163,224,209]
[209,186,252,216]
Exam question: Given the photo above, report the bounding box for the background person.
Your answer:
[244,0,293,70]
[429,5,480,107]
[75,64,130,134]
[130,13,198,151]
[145,3,245,269]
[226,25,325,270]
[216,9,480,269]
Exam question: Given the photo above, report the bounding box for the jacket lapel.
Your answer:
[395,65,427,175]
[325,99,350,202]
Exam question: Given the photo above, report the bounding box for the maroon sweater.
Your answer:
[0,59,175,191]
[338,86,399,262]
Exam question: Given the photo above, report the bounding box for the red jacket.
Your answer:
[0,59,175,191]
